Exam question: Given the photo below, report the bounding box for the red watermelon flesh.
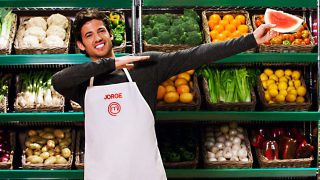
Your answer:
[264,8,304,33]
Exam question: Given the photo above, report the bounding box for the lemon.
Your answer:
[279,76,288,82]
[162,80,174,87]
[268,100,275,104]
[268,83,278,91]
[287,86,295,92]
[262,80,268,89]
[186,69,195,75]
[288,89,297,96]
[278,82,287,91]
[296,86,307,96]
[284,69,292,76]
[264,91,271,101]
[264,68,273,76]
[293,80,301,88]
[275,94,285,103]
[266,79,275,86]
[260,73,268,81]
[286,94,297,103]
[269,74,279,82]
[288,80,294,87]
[275,69,284,78]
[178,73,191,81]
[166,85,176,92]
[174,78,188,87]
[292,70,301,80]
[285,76,291,80]
[179,92,194,103]
[296,96,305,103]
[268,88,278,97]
[279,89,288,97]
[169,75,177,81]
[164,92,179,103]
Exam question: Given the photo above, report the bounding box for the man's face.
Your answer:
[77,19,114,61]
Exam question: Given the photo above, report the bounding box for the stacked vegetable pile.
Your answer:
[15,13,69,48]
[23,128,72,167]
[203,122,253,168]
[0,74,10,112]
[207,13,249,42]
[255,15,312,46]
[197,66,255,103]
[14,71,64,111]
[157,70,195,104]
[252,127,314,160]
[0,130,12,164]
[142,9,202,45]
[0,8,16,50]
[259,68,307,103]
[109,11,125,46]
[158,126,198,168]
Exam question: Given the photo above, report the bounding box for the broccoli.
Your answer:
[180,21,200,32]
[179,33,187,44]
[147,37,160,45]
[185,31,202,45]
[152,23,167,36]
[184,9,200,22]
[168,26,184,37]
[142,15,151,25]
[158,31,171,44]
[151,14,170,26]
[143,27,154,41]
[169,37,179,45]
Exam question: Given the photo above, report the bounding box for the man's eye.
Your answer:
[86,34,92,38]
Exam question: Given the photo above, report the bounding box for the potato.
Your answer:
[40,152,50,160]
[54,145,61,154]
[54,129,64,139]
[55,155,68,164]
[44,156,56,165]
[59,139,70,148]
[27,155,43,164]
[25,140,31,148]
[36,138,47,145]
[47,140,55,149]
[41,146,48,152]
[27,130,37,137]
[29,143,41,150]
[42,133,54,140]
[34,150,41,156]
[25,148,33,157]
[44,128,54,132]
[61,148,71,159]
[28,136,39,143]
[48,150,55,156]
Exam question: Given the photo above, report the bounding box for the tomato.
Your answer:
[300,41,306,45]
[292,39,302,45]
[258,15,264,20]
[282,34,289,40]
[301,30,310,38]
[255,19,262,27]
[264,41,271,45]
[303,38,311,45]
[294,32,302,39]
[298,25,305,32]
[288,34,295,42]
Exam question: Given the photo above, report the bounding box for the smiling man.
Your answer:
[52,9,278,180]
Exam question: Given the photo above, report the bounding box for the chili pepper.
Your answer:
[252,133,265,148]
[282,40,291,45]
[279,136,297,159]
[263,140,278,160]
[296,142,314,158]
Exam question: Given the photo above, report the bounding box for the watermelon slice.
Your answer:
[264,8,304,33]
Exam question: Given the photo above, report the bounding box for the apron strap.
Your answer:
[123,68,133,82]
[89,77,94,87]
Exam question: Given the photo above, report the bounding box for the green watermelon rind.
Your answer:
[264,8,304,33]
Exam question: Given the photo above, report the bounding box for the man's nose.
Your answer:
[94,33,102,42]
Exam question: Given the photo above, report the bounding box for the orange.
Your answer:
[231,30,241,38]
[210,30,219,40]
[284,69,292,76]
[296,86,306,96]
[296,96,305,103]
[230,19,241,27]
[216,33,227,41]
[291,70,301,80]
[177,73,191,81]
[275,94,285,103]
[208,20,218,31]
[294,80,301,88]
[213,24,224,33]
[177,85,190,94]
[179,92,194,103]
[223,14,234,23]
[164,92,179,103]
[209,14,221,22]
[157,85,166,100]
[219,19,229,27]
[165,85,176,92]
[221,30,231,38]
[212,39,220,43]
[238,25,249,34]
[286,94,297,103]
[235,15,246,24]
[225,24,236,33]
[174,78,188,87]
[161,79,174,87]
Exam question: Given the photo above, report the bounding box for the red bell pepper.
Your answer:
[263,140,278,160]
[252,129,265,149]
[279,136,297,159]
[296,141,314,158]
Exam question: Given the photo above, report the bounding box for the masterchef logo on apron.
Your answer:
[104,93,123,116]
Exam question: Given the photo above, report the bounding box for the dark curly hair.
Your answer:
[74,9,112,43]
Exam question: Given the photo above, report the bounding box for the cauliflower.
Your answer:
[47,14,68,29]
[25,26,46,42]
[46,25,66,40]
[26,17,47,31]
[21,35,40,48]
[42,35,64,48]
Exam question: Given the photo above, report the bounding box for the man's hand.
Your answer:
[253,24,279,45]
[115,55,150,69]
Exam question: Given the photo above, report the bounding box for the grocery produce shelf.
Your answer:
[0,168,316,179]
[143,0,316,8]
[0,53,316,66]
[0,0,132,8]
[1,111,319,122]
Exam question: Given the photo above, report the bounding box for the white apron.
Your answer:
[84,68,167,180]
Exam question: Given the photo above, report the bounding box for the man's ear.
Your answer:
[110,33,114,41]
[76,40,86,51]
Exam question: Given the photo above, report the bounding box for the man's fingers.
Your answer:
[132,56,150,62]
[125,64,134,69]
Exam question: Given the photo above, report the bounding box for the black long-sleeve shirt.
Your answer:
[52,34,257,114]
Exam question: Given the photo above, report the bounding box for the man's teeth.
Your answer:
[95,44,104,48]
